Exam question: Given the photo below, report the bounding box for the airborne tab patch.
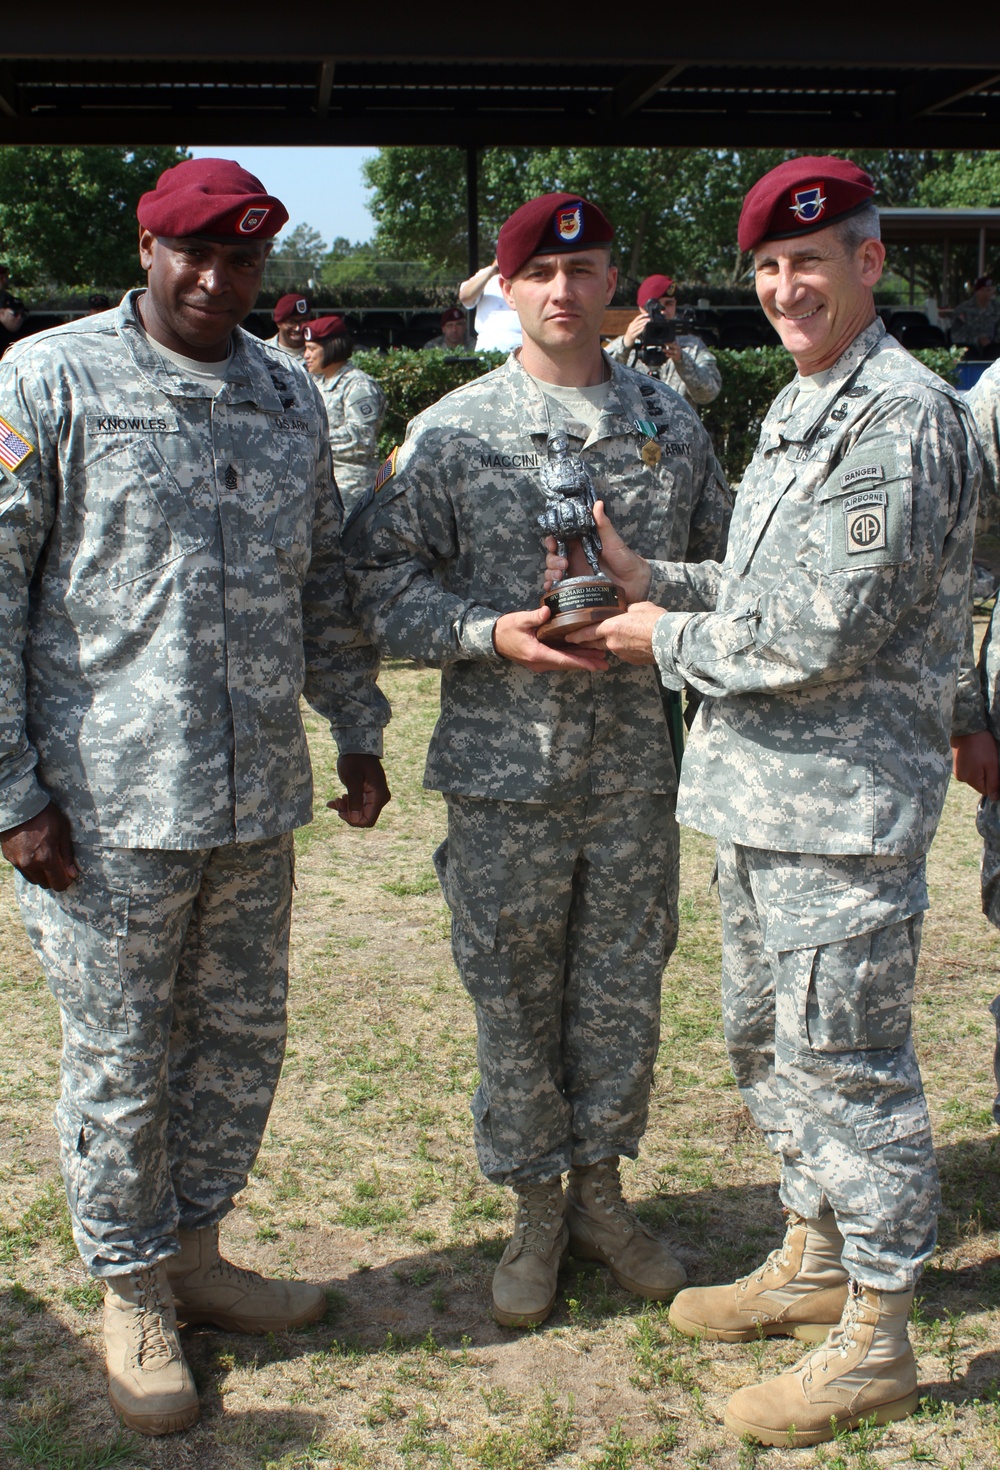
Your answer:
[0,414,35,473]
[844,488,888,554]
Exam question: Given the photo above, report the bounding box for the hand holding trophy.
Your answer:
[535,430,626,645]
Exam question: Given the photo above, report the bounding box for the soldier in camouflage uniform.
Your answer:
[953,359,1000,1126]
[0,159,390,1436]
[344,192,731,1328]
[604,273,721,410]
[263,291,310,361]
[555,158,981,1447]
[303,314,387,512]
[950,275,1000,357]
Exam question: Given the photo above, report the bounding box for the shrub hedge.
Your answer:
[354,345,964,487]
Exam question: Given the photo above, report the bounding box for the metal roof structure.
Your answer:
[4,8,1000,147]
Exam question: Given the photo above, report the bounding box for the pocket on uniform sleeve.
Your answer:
[819,438,912,572]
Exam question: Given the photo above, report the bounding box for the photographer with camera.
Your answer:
[606,274,721,409]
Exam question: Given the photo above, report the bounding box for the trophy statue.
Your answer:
[535,429,626,646]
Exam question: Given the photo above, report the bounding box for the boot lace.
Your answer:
[512,1183,562,1254]
[132,1268,180,1368]
[204,1255,266,1292]
[587,1161,651,1241]
[804,1279,865,1381]
[737,1213,803,1292]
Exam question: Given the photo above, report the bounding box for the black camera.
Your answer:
[636,297,676,367]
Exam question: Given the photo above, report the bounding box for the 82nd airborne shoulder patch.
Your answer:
[844,488,888,554]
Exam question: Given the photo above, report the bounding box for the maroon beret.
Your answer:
[496,193,614,279]
[274,293,311,324]
[975,275,995,290]
[303,315,348,341]
[137,158,288,241]
[440,307,465,325]
[738,157,876,253]
[637,274,676,308]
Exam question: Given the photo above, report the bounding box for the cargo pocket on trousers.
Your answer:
[39,882,132,1034]
[854,1099,935,1222]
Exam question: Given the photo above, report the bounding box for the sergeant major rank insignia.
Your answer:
[844,488,887,554]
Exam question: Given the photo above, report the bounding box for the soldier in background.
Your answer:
[554,157,980,1447]
[0,159,390,1436]
[302,314,387,513]
[264,291,311,360]
[345,192,730,1330]
[423,306,472,351]
[605,274,721,409]
[951,274,1000,358]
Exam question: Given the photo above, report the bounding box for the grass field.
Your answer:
[2,658,1000,1470]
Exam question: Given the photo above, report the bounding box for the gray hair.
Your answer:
[833,202,881,251]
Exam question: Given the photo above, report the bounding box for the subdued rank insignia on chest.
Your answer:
[225,464,239,492]
[844,488,887,554]
[373,447,398,494]
[0,414,35,473]
[829,403,849,422]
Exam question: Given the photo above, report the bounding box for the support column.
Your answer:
[466,145,480,280]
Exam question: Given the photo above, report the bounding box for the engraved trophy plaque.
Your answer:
[535,429,626,646]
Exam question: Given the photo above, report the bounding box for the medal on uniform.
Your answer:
[634,418,661,467]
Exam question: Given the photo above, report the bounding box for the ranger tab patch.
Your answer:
[841,463,885,489]
[373,447,398,494]
[0,414,35,473]
[844,488,888,554]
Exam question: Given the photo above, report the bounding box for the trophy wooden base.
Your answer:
[536,576,627,646]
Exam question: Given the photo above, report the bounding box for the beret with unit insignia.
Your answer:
[738,156,876,253]
[137,158,288,242]
[497,192,614,280]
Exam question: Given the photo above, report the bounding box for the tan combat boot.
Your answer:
[166,1224,326,1333]
[724,1280,919,1447]
[565,1158,686,1299]
[669,1210,848,1343]
[492,1179,568,1327]
[104,1263,199,1436]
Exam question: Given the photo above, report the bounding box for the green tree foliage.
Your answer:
[266,222,328,292]
[363,147,1000,305]
[0,146,189,292]
[363,146,795,293]
[353,348,505,457]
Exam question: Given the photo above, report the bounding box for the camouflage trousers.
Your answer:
[975,797,1000,1125]
[436,791,678,1185]
[16,833,294,1277]
[717,841,938,1292]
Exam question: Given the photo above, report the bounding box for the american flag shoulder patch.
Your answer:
[373,446,398,494]
[0,414,35,473]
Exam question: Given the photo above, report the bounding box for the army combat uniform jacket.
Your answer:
[0,292,388,849]
[316,363,387,512]
[344,351,731,801]
[648,319,980,857]
[604,332,722,407]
